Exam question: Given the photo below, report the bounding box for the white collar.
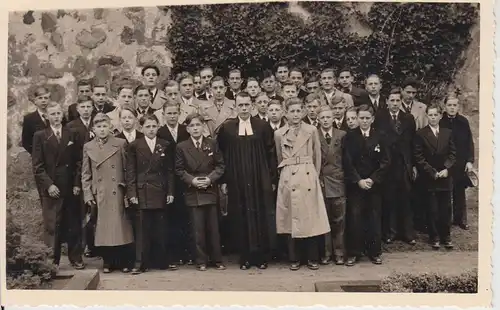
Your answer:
[321,127,333,137]
[361,128,371,137]
[335,117,344,124]
[51,125,62,133]
[145,135,156,144]
[370,95,380,102]
[80,117,91,125]
[430,125,439,132]
[308,116,317,124]
[259,113,268,120]
[191,136,203,146]
[167,123,179,131]
[238,117,253,136]
[391,110,399,117]
[37,109,46,119]
[270,120,281,128]
[123,129,136,141]
[182,96,193,105]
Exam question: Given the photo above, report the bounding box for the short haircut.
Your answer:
[338,67,352,76]
[402,77,420,89]
[92,113,111,126]
[268,99,283,107]
[321,68,336,76]
[275,60,288,71]
[426,103,442,114]
[236,91,251,101]
[139,114,159,126]
[46,101,61,110]
[365,74,381,84]
[210,76,225,87]
[117,84,134,95]
[77,79,92,88]
[317,105,333,116]
[163,102,180,111]
[176,71,194,84]
[284,97,303,110]
[141,65,160,76]
[259,69,275,81]
[92,84,107,91]
[200,66,213,75]
[282,80,297,88]
[306,74,319,83]
[304,93,320,104]
[388,87,402,97]
[357,104,374,116]
[346,106,358,114]
[76,95,93,105]
[331,96,346,106]
[119,105,138,118]
[246,77,259,84]
[185,112,205,125]
[33,86,50,98]
[289,67,302,75]
[163,80,179,90]
[134,84,150,95]
[228,69,241,77]
[255,92,269,100]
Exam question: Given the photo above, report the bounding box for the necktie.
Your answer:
[434,129,439,138]
[374,100,378,110]
[196,141,200,149]
[55,130,61,143]
[273,126,277,131]
[336,120,341,129]
[42,114,49,126]
[171,128,177,142]
[325,132,332,144]
[149,89,154,99]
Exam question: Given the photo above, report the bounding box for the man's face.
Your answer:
[346,111,359,129]
[116,88,134,106]
[246,81,261,97]
[179,78,194,99]
[318,110,334,130]
[164,105,180,127]
[77,101,94,120]
[331,102,346,120]
[46,105,63,126]
[445,99,459,116]
[290,71,304,88]
[200,69,213,89]
[92,87,107,106]
[320,72,335,91]
[211,80,227,101]
[142,119,159,139]
[78,85,92,96]
[34,91,50,110]
[120,109,136,131]
[338,71,353,89]
[427,108,442,127]
[287,103,303,125]
[282,85,297,100]
[255,94,270,115]
[387,94,402,113]
[193,76,203,93]
[402,85,417,103]
[228,72,242,91]
[276,66,289,83]
[268,104,283,123]
[305,100,320,120]
[365,76,381,96]
[186,117,203,139]
[164,86,180,105]
[306,81,320,93]
[261,76,276,93]
[358,110,374,131]
[236,96,252,120]
[135,89,151,109]
[143,68,159,87]
[93,121,111,139]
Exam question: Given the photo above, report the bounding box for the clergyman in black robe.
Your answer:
[217,92,277,270]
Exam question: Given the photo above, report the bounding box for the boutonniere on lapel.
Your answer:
[67,140,74,146]
[155,144,165,156]
[202,144,212,155]
[89,131,95,139]
[374,144,381,153]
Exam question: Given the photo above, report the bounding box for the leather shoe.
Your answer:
[370,256,382,265]
[345,257,356,267]
[459,224,470,230]
[71,262,85,270]
[407,239,417,246]
[197,264,207,271]
[122,268,130,273]
[334,256,345,265]
[215,263,227,270]
[320,257,331,265]
[168,264,179,271]
[384,238,393,244]
[444,241,454,249]
[307,261,319,270]
[257,262,268,270]
[103,267,111,273]
[289,262,300,271]
[131,268,142,275]
[240,262,251,270]
[431,241,440,249]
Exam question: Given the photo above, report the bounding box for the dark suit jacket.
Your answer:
[439,113,474,184]
[348,86,371,107]
[115,130,144,144]
[268,93,285,103]
[343,127,391,189]
[67,118,95,148]
[32,127,81,197]
[414,126,456,191]
[225,89,241,101]
[319,128,346,198]
[175,137,225,207]
[367,95,388,114]
[269,119,287,131]
[302,116,319,127]
[157,124,190,146]
[332,117,349,131]
[22,111,68,154]
[68,102,114,122]
[136,106,158,119]
[298,88,309,99]
[126,137,174,209]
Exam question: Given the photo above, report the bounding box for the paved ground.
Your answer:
[58,251,477,291]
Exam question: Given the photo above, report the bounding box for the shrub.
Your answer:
[165,2,478,103]
[380,269,478,293]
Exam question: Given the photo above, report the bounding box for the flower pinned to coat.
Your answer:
[374,144,381,153]
[155,144,165,155]
[202,144,211,153]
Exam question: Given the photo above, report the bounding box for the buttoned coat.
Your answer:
[81,137,133,246]
[319,128,347,198]
[175,137,225,207]
[275,122,330,238]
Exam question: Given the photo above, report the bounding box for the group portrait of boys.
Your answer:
[21,61,476,275]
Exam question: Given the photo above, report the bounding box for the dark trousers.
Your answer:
[99,244,134,269]
[133,209,168,269]
[346,188,382,258]
[452,185,468,226]
[321,196,346,259]
[428,191,452,243]
[288,235,319,263]
[382,184,415,241]
[412,178,428,232]
[191,204,223,265]
[168,199,194,262]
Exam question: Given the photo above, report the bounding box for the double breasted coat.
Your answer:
[199,98,238,136]
[81,137,133,247]
[319,128,347,198]
[275,122,331,238]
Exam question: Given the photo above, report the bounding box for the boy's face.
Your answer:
[34,91,50,110]
[402,85,417,103]
[92,87,107,105]
[305,100,320,120]
[290,71,304,88]
[365,76,381,96]
[117,88,134,106]
[143,68,159,87]
[358,110,374,131]
[318,110,334,130]
[276,66,289,83]
[246,81,260,97]
[346,111,359,129]
[338,71,353,89]
[282,85,297,100]
[78,85,92,96]
[164,86,180,105]
[331,102,346,119]
[427,108,442,127]
[46,105,63,126]
[320,72,335,91]
[387,93,402,113]
[228,72,242,91]
[261,76,276,93]
[186,118,203,139]
[142,119,159,139]
[211,80,227,101]
[94,121,111,139]
[200,69,213,89]
[286,103,303,125]
[268,103,283,123]
[135,89,151,109]
[306,81,320,93]
[193,76,203,92]
[164,105,180,127]
[179,78,194,98]
[77,101,94,120]
[120,109,136,131]
[255,94,270,115]
[445,99,459,116]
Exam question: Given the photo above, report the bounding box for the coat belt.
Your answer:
[278,156,313,168]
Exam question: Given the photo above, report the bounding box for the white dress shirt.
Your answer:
[145,136,157,153]
[258,114,268,122]
[238,117,254,136]
[192,136,203,149]
[51,125,62,140]
[80,117,91,129]
[123,130,136,143]
[38,109,47,123]
[321,128,333,138]
[182,96,193,106]
[270,121,281,131]
[370,95,380,108]
[334,117,344,128]
[167,123,179,142]
[361,128,370,138]
[430,125,439,137]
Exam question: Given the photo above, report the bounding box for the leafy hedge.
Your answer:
[165,2,478,103]
[380,269,478,293]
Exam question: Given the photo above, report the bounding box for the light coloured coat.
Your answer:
[317,89,354,108]
[81,136,134,247]
[274,122,331,238]
[198,98,237,136]
[401,100,428,130]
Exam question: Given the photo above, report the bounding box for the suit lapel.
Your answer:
[96,137,121,167]
[186,139,206,171]
[422,126,438,150]
[55,128,71,164]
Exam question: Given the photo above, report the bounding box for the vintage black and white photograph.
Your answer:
[3,0,492,305]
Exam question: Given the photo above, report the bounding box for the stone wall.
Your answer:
[8,7,173,152]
